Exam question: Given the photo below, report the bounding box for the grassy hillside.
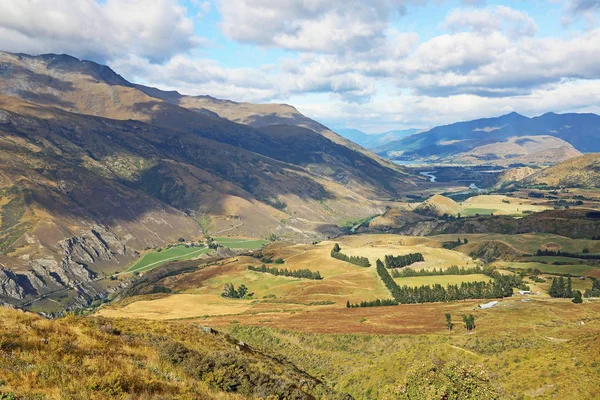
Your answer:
[224,297,600,399]
[524,153,600,188]
[414,194,459,217]
[0,308,348,399]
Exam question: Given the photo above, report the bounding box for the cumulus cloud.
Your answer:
[111,53,376,103]
[0,0,201,62]
[216,0,424,56]
[443,5,538,37]
[299,79,600,132]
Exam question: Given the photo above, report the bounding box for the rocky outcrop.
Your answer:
[0,226,135,310]
[0,267,26,299]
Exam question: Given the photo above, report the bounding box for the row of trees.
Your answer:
[391,265,484,278]
[377,259,521,304]
[248,264,322,280]
[384,253,424,268]
[330,244,371,267]
[221,283,251,299]
[536,249,599,259]
[548,275,573,298]
[346,299,398,308]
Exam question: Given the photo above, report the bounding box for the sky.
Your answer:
[0,0,599,133]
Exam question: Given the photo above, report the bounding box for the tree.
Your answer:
[333,243,341,253]
[462,314,476,332]
[549,277,558,297]
[237,284,248,298]
[346,300,351,308]
[221,283,237,298]
[464,238,469,244]
[572,290,583,304]
[567,275,573,298]
[445,313,454,331]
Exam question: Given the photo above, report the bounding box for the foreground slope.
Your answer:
[0,307,348,399]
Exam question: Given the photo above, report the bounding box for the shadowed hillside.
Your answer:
[0,51,424,310]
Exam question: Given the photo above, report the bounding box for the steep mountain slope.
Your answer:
[133,82,408,173]
[334,128,419,149]
[0,52,416,196]
[0,51,423,309]
[523,153,600,187]
[375,111,597,164]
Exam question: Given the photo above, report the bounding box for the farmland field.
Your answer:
[458,194,552,216]
[95,233,600,400]
[394,274,492,287]
[214,237,269,249]
[496,261,597,276]
[101,235,489,320]
[126,245,212,273]
[429,232,600,255]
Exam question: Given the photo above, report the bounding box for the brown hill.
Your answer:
[453,135,582,166]
[414,194,459,217]
[495,166,537,187]
[523,153,600,187]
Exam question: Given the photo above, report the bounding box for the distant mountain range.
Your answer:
[334,128,420,149]
[370,111,600,165]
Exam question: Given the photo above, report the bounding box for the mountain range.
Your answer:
[334,128,420,149]
[0,51,421,308]
[373,111,599,165]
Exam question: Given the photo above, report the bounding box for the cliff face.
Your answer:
[0,225,135,311]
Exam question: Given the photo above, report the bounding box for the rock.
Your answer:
[0,268,26,299]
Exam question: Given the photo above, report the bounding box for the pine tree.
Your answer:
[572,290,583,304]
[567,275,573,298]
[557,276,566,298]
[346,300,351,308]
[549,277,558,297]
[333,243,341,252]
[237,284,248,298]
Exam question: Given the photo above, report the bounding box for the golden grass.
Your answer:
[394,274,492,287]
[0,308,246,400]
[459,194,551,216]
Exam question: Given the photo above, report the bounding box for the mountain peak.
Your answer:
[9,51,132,87]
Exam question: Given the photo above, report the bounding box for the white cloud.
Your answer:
[216,0,424,56]
[443,5,538,37]
[0,0,201,62]
[297,79,600,132]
